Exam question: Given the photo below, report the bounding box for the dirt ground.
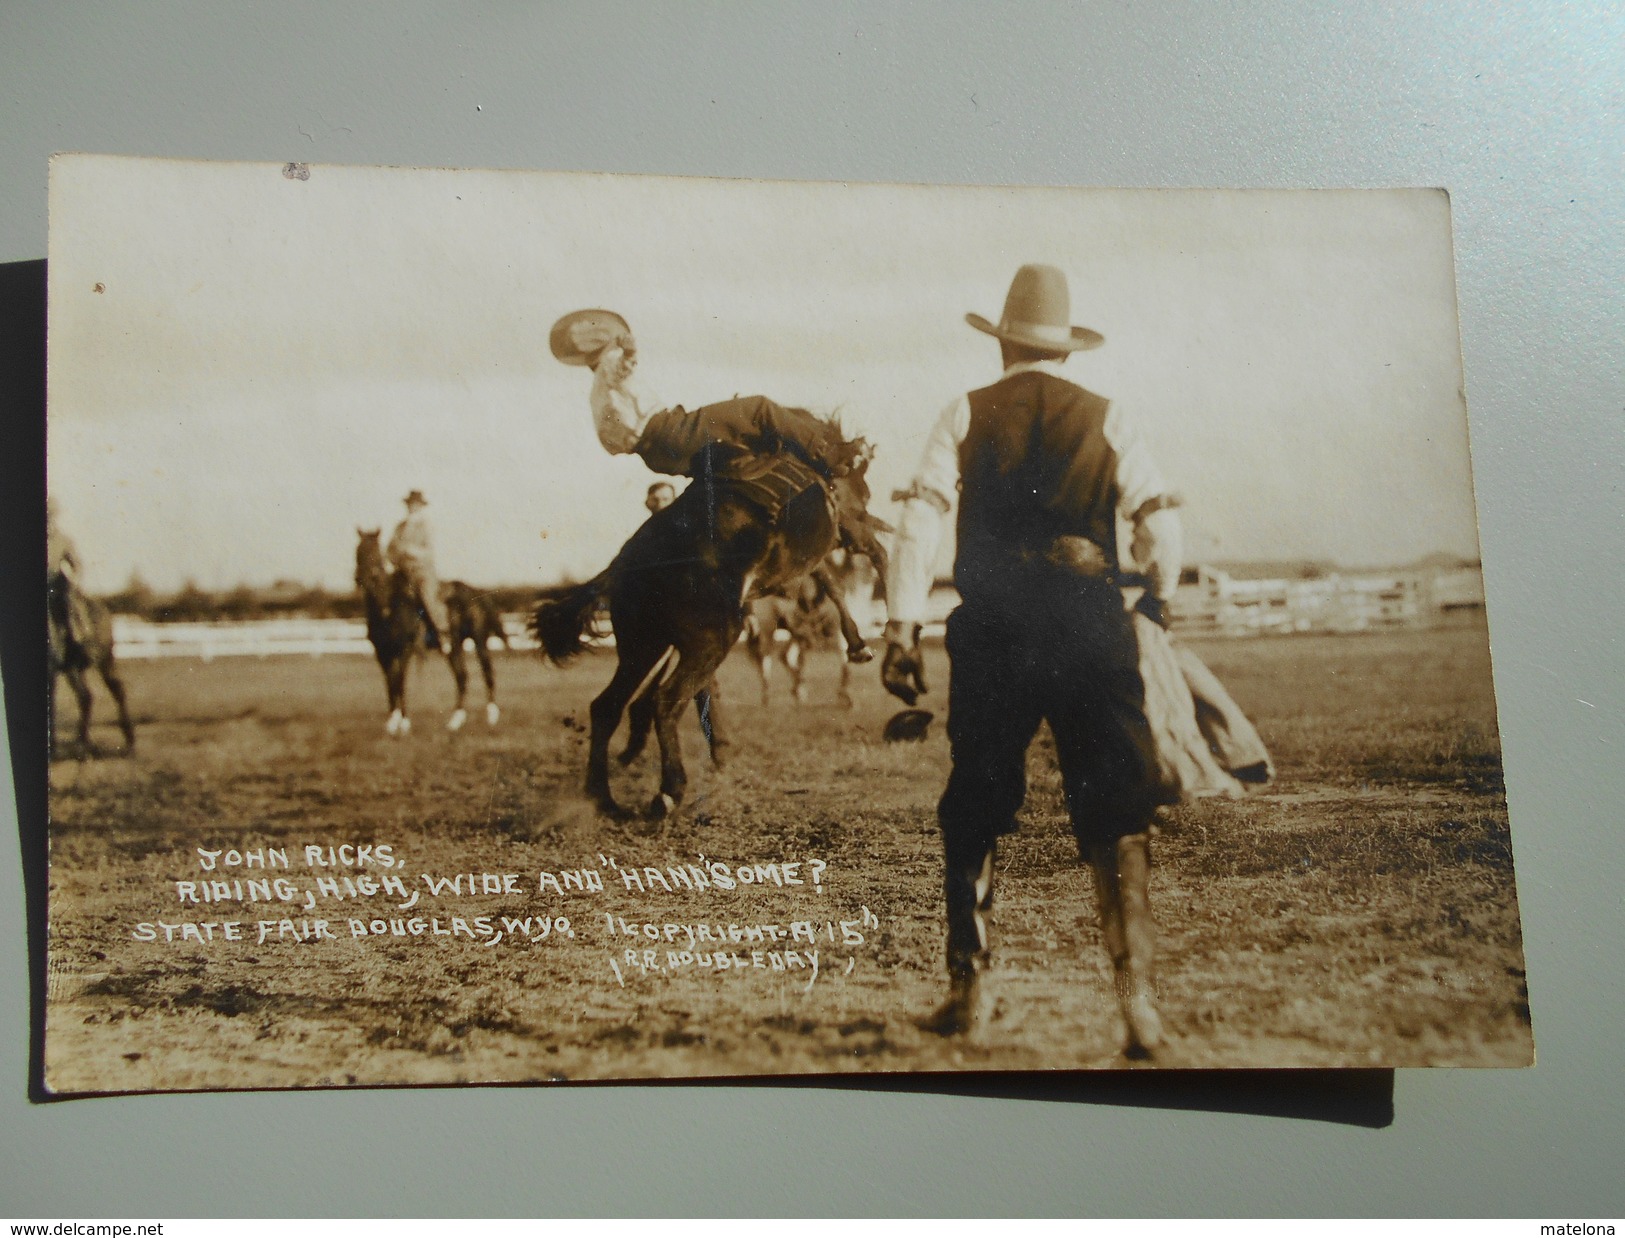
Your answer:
[43,620,1533,1092]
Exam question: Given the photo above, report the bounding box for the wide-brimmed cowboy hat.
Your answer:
[549,308,633,367]
[966,264,1104,353]
[883,708,935,743]
[403,489,428,506]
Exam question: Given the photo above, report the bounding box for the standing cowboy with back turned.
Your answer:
[882,264,1183,1056]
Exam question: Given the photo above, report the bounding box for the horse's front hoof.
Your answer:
[847,646,875,665]
[385,711,405,737]
[485,702,501,726]
[636,792,679,833]
[446,708,468,732]
[586,779,623,820]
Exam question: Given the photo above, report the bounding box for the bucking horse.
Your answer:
[533,432,890,825]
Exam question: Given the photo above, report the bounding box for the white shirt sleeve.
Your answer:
[1105,403,1182,599]
[885,395,970,625]
[589,345,664,454]
[1103,403,1169,519]
[1131,505,1183,600]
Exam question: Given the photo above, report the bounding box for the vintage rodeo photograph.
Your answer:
[41,155,1532,1092]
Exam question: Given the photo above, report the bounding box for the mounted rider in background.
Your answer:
[387,490,452,655]
[47,497,97,651]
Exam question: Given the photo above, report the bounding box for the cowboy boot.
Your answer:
[922,844,995,1036]
[1090,832,1164,1058]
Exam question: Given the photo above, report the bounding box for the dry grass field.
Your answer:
[44,620,1532,1091]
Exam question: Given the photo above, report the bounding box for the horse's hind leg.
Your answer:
[812,565,872,664]
[785,637,808,704]
[386,659,411,736]
[756,650,774,704]
[445,640,470,731]
[587,644,667,815]
[743,624,773,704]
[696,677,729,767]
[647,632,734,823]
[619,686,656,766]
[101,656,136,752]
[475,635,499,725]
[376,659,398,735]
[626,675,727,769]
[65,665,93,756]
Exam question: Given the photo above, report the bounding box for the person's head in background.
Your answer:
[645,482,676,514]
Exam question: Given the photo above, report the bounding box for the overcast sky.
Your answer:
[47,156,1479,593]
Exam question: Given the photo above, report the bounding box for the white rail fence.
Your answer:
[111,616,540,661]
[108,567,1483,660]
[1170,565,1485,636]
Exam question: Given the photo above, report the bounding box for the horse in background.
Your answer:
[49,586,135,757]
[616,548,882,767]
[534,436,890,824]
[744,550,879,707]
[355,529,508,735]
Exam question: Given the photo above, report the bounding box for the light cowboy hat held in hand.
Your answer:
[966,264,1104,353]
[549,308,634,367]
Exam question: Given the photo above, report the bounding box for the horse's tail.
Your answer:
[531,571,610,665]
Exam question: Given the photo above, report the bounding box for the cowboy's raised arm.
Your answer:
[589,341,666,455]
[884,393,970,630]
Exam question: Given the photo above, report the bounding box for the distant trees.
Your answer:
[100,577,357,622]
[160,579,216,623]
[98,577,533,623]
[103,571,156,616]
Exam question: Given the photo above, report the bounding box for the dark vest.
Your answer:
[954,369,1122,605]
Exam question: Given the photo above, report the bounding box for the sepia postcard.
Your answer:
[42,155,1531,1092]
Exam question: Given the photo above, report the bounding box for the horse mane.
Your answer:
[791,405,874,480]
[810,406,873,461]
[354,528,410,617]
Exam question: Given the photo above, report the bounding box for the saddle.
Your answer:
[700,449,833,527]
